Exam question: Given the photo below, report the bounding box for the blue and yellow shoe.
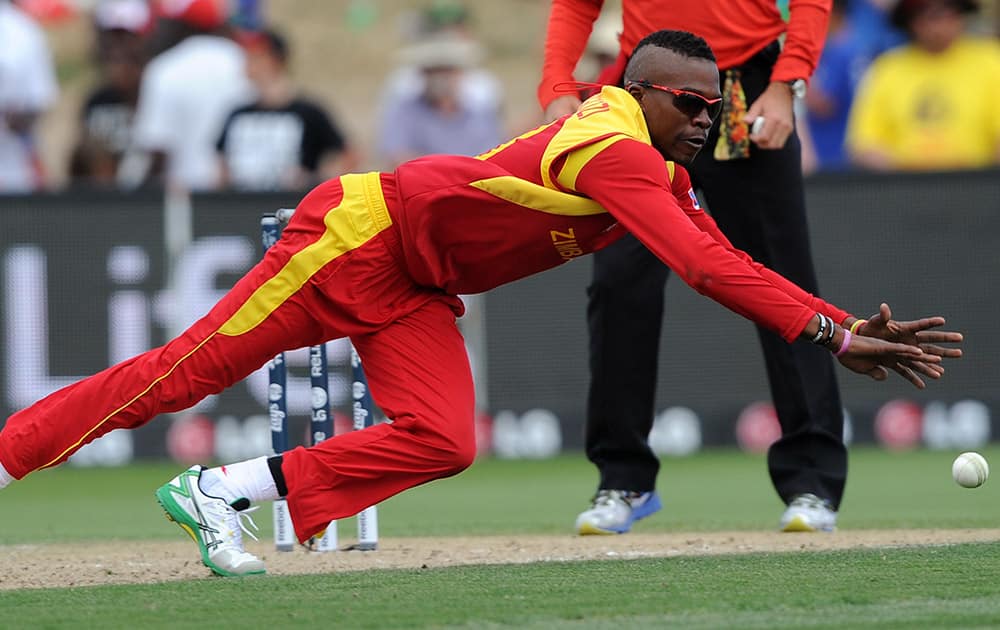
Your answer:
[575,490,662,535]
[155,465,266,577]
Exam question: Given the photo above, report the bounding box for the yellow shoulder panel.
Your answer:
[540,86,652,189]
[556,135,628,191]
[469,176,607,216]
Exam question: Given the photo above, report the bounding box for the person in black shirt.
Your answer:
[69,0,149,186]
[216,28,358,191]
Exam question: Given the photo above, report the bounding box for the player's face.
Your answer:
[630,51,721,165]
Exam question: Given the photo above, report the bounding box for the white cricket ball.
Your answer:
[952,452,989,488]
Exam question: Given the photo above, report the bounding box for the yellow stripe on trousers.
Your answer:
[219,172,391,335]
[39,172,392,471]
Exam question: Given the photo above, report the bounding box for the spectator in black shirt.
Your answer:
[69,0,150,186]
[216,28,358,191]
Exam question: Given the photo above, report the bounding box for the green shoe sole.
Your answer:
[154,484,266,578]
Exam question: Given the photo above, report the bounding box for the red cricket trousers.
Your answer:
[0,173,477,541]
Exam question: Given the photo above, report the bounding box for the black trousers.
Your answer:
[585,44,848,509]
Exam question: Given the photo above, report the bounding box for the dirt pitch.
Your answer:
[3,529,999,590]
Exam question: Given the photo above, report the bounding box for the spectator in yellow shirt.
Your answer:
[846,0,1000,170]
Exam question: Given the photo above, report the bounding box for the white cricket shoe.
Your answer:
[575,489,662,535]
[155,465,266,577]
[779,493,837,532]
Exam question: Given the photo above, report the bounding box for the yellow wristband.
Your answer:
[849,319,865,335]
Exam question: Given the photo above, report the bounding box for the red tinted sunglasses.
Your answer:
[627,80,723,121]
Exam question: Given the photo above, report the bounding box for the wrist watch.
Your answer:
[786,79,807,99]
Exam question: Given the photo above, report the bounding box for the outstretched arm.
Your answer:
[668,166,852,326]
[573,140,938,386]
[681,192,962,387]
[669,170,963,386]
[575,141,817,342]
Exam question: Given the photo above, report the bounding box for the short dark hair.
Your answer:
[241,28,290,64]
[891,0,978,29]
[624,30,716,83]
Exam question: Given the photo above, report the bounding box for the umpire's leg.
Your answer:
[689,130,848,510]
[585,233,670,492]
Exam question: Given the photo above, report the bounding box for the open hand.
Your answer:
[835,333,940,388]
[853,303,963,388]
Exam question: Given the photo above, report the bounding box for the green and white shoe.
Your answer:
[155,465,266,577]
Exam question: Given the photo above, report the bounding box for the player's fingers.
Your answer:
[868,366,888,381]
[764,122,793,149]
[893,363,926,389]
[915,330,963,343]
[884,342,937,361]
[919,343,963,358]
[899,317,946,332]
[903,359,943,379]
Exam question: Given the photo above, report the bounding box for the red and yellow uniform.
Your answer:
[0,87,849,540]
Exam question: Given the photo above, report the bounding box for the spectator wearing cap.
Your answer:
[215,29,358,191]
[377,33,503,169]
[377,2,502,148]
[69,0,150,186]
[846,0,1000,170]
[0,0,58,192]
[119,0,253,191]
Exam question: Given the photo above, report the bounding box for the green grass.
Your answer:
[2,544,1000,628]
[1,446,998,543]
[2,447,1000,628]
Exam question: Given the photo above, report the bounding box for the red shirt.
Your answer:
[538,0,832,108]
[389,87,849,342]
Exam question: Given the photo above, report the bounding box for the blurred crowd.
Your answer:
[1,0,998,194]
[800,0,1000,173]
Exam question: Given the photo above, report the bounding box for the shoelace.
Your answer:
[592,489,633,508]
[204,501,261,549]
[234,505,261,543]
[789,494,830,511]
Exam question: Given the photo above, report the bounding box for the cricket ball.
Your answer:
[952,452,989,489]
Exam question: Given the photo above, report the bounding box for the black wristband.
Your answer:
[823,317,837,347]
[809,314,826,344]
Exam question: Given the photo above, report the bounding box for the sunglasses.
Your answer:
[627,80,723,121]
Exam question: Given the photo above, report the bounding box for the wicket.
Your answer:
[261,210,380,552]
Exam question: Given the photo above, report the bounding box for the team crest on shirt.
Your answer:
[687,188,702,209]
[576,96,610,119]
